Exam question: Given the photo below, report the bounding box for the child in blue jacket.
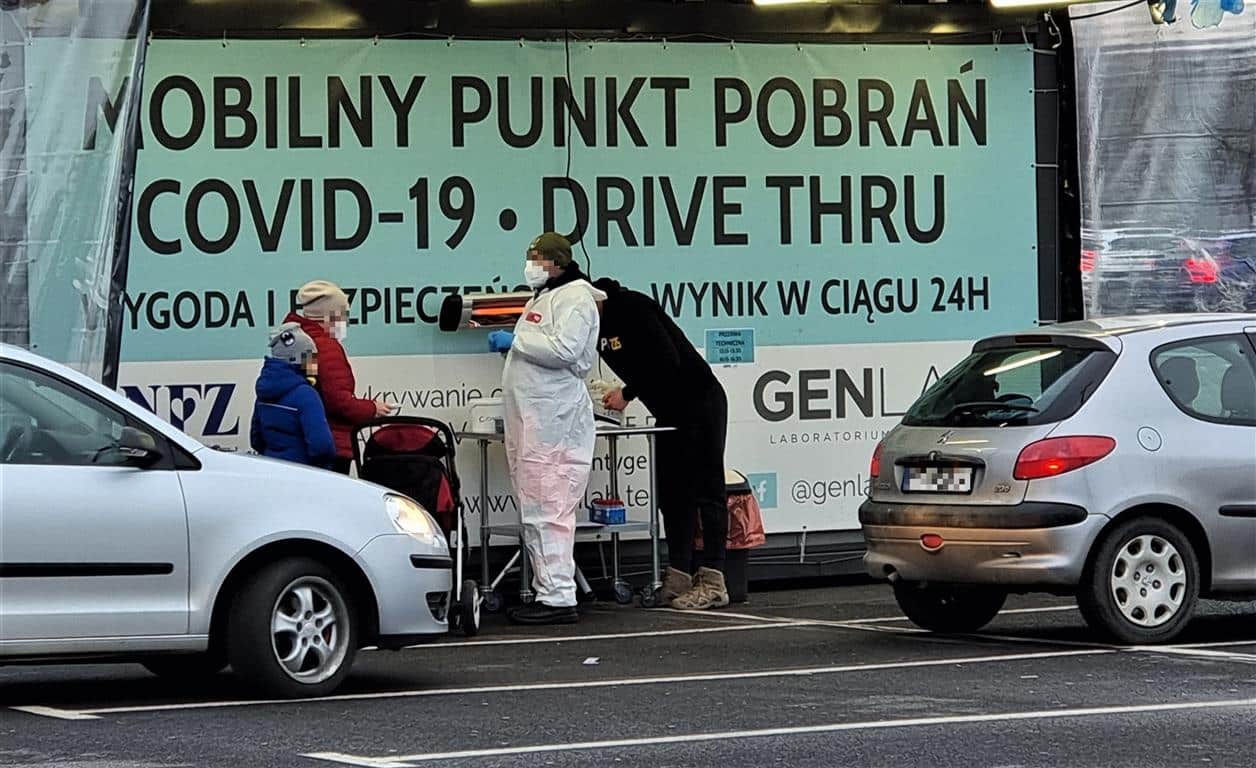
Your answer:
[250,323,337,469]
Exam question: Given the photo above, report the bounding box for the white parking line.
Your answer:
[49,648,1106,717]
[405,620,804,648]
[1131,646,1256,664]
[663,604,1077,627]
[837,605,1078,625]
[303,697,1256,765]
[8,705,102,721]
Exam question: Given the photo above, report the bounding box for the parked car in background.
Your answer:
[861,315,1256,643]
[0,344,451,697]
[1082,228,1256,317]
[1180,234,1256,313]
[1081,227,1189,316]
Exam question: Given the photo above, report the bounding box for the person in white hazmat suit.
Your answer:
[487,232,605,625]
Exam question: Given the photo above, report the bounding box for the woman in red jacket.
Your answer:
[284,280,395,474]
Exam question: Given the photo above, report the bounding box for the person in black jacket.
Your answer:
[591,277,730,610]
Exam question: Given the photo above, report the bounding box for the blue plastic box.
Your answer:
[590,500,626,525]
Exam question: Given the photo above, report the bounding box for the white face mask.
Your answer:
[524,262,550,288]
[330,320,349,341]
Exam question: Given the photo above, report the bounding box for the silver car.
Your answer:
[0,344,451,697]
[861,314,1256,643]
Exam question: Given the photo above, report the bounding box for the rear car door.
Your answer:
[1150,333,1256,588]
[0,361,190,642]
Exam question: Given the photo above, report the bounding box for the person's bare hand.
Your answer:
[602,387,629,412]
[375,400,397,417]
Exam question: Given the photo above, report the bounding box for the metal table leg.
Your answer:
[647,433,662,598]
[518,445,534,603]
[606,435,632,604]
[478,440,492,600]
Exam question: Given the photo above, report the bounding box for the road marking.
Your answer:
[398,620,804,649]
[303,754,412,768]
[656,608,786,623]
[8,705,101,721]
[1132,646,1256,664]
[304,697,1256,765]
[839,605,1079,625]
[663,604,1077,627]
[1171,639,1256,650]
[70,648,1107,716]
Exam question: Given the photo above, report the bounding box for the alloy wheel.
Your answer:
[269,576,351,685]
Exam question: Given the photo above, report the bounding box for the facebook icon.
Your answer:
[744,473,778,509]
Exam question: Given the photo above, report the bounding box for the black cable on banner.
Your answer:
[561,28,593,276]
[1069,0,1145,20]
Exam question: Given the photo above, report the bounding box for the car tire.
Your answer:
[226,557,359,698]
[892,582,1006,633]
[141,653,227,680]
[1078,517,1199,644]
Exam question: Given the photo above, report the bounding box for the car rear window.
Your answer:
[903,345,1116,427]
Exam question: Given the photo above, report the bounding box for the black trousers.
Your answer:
[656,385,729,572]
[331,457,353,475]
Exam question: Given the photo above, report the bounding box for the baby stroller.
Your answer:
[352,416,480,636]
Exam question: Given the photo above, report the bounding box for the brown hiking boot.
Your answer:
[660,567,692,606]
[671,567,730,611]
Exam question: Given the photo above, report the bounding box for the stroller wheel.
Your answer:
[460,580,481,637]
[483,590,505,614]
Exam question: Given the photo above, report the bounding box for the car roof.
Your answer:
[1039,314,1256,340]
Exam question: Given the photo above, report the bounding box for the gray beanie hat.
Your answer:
[268,322,317,366]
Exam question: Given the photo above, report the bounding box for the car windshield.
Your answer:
[903,346,1104,427]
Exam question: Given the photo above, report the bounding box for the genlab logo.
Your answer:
[121,383,241,436]
[744,473,778,509]
[751,366,942,423]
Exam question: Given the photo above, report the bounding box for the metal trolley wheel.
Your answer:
[639,585,662,609]
[613,581,634,605]
[483,590,505,614]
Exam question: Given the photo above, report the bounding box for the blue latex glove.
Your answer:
[488,330,514,353]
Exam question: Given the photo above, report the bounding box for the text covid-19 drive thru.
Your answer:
[861,315,1256,644]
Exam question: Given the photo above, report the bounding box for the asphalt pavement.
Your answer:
[3,581,1255,767]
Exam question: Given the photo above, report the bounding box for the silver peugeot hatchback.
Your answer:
[861,314,1256,643]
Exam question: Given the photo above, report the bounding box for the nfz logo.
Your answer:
[121,383,240,436]
[744,473,778,509]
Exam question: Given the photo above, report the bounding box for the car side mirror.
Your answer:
[118,426,163,468]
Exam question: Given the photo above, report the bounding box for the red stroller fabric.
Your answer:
[359,424,458,535]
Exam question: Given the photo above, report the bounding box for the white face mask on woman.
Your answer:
[523,262,550,289]
[330,319,349,341]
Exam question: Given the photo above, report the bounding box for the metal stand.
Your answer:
[457,425,673,613]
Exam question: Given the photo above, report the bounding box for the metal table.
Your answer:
[456,423,674,610]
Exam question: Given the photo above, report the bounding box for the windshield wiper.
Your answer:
[944,400,1039,420]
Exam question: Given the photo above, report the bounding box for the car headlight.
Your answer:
[385,494,447,549]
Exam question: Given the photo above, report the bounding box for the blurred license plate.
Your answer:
[902,466,973,494]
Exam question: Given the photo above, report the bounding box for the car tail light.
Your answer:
[1184,257,1219,284]
[870,441,884,478]
[1014,436,1116,480]
[1080,250,1097,273]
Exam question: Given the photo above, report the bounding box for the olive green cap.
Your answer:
[528,232,573,267]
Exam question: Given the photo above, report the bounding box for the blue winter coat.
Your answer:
[250,357,337,469]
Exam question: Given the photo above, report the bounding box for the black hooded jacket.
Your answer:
[592,278,720,424]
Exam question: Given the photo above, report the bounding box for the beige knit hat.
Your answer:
[297,280,349,320]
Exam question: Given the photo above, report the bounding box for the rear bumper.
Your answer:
[860,500,1108,587]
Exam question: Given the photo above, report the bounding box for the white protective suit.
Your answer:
[502,277,605,608]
